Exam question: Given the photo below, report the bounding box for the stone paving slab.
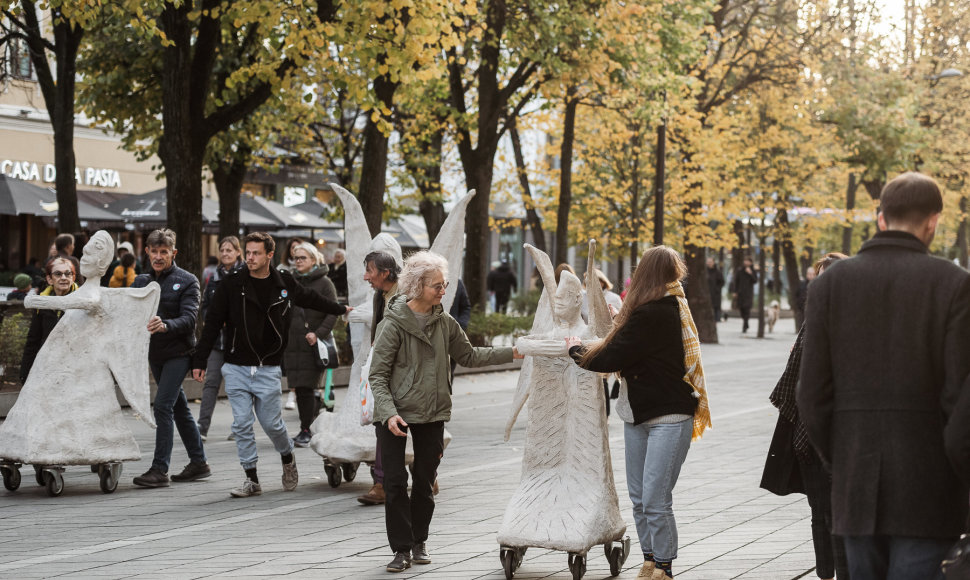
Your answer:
[0,317,820,579]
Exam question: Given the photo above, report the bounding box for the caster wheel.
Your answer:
[90,465,99,473]
[567,553,586,580]
[499,546,523,579]
[324,462,342,488]
[34,465,45,486]
[98,464,121,494]
[341,462,358,483]
[44,470,64,497]
[1,465,21,491]
[606,537,630,577]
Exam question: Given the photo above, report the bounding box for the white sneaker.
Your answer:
[284,390,296,410]
[282,457,298,491]
[230,479,262,498]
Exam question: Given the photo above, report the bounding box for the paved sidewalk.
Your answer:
[0,317,818,579]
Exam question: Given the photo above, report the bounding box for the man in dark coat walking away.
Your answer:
[729,257,757,332]
[798,172,970,580]
[706,257,725,322]
[486,261,517,314]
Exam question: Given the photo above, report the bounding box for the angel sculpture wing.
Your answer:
[104,284,161,428]
[430,189,476,312]
[505,244,558,440]
[330,183,372,309]
[585,239,612,339]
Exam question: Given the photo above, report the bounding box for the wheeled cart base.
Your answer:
[1,460,123,497]
[322,458,362,488]
[499,537,630,580]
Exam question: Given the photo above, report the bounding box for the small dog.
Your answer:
[765,300,780,333]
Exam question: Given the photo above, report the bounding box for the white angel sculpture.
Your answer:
[309,184,474,483]
[497,241,628,578]
[0,230,159,495]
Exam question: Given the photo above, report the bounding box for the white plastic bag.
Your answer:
[359,353,374,426]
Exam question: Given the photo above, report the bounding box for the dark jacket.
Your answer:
[283,266,338,387]
[19,287,72,383]
[797,230,970,538]
[449,279,472,330]
[192,267,346,369]
[200,260,245,351]
[132,263,200,364]
[487,264,517,297]
[730,266,757,309]
[706,265,724,300]
[327,261,348,298]
[569,295,697,425]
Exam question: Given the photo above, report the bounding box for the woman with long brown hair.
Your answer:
[566,246,711,580]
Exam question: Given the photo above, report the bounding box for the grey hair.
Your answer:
[293,241,328,270]
[146,228,176,248]
[399,251,449,300]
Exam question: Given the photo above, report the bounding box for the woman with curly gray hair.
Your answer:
[368,250,522,573]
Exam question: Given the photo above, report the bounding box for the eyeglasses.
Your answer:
[428,282,449,293]
[50,270,74,278]
[293,256,310,262]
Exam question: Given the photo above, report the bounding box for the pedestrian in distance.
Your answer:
[762,252,849,580]
[487,260,517,314]
[729,256,757,332]
[131,228,210,488]
[566,246,711,580]
[705,257,725,322]
[195,236,245,441]
[357,249,401,507]
[798,172,970,580]
[19,257,77,384]
[108,252,137,288]
[368,251,521,573]
[328,248,349,299]
[191,232,351,498]
[283,241,339,448]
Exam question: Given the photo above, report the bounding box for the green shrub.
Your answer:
[0,312,30,384]
[509,289,542,316]
[466,308,534,347]
[0,271,18,286]
[331,318,353,366]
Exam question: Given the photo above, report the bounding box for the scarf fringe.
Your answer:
[666,281,712,441]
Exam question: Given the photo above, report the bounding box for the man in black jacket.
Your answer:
[131,229,209,488]
[192,232,350,498]
[798,172,970,578]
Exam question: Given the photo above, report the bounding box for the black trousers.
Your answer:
[798,453,850,579]
[377,420,444,553]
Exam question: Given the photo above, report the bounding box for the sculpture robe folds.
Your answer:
[498,242,625,553]
[0,273,159,465]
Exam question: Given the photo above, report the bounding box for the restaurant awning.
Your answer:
[0,174,120,221]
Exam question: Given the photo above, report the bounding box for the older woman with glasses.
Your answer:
[19,257,78,384]
[368,250,522,573]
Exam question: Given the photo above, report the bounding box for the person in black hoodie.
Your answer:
[486,261,517,313]
[131,229,209,489]
[191,232,351,498]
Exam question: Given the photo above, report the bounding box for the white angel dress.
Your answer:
[497,242,626,553]
[0,283,159,465]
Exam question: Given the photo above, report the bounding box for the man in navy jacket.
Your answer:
[132,229,209,488]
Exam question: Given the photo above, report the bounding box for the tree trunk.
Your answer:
[772,237,781,296]
[554,86,579,266]
[357,67,398,236]
[959,195,969,269]
[777,208,803,330]
[653,119,666,246]
[629,123,642,263]
[400,123,446,244]
[842,173,858,254]
[509,121,546,253]
[756,235,767,338]
[861,178,884,201]
[463,157,495,308]
[684,241,718,343]
[211,146,251,239]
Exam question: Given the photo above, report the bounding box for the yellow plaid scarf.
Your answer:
[666,281,712,441]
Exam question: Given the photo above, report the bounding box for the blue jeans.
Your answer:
[150,356,206,473]
[844,535,951,580]
[222,364,293,470]
[196,349,224,435]
[624,418,692,562]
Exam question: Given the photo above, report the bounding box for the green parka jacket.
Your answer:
[369,294,513,424]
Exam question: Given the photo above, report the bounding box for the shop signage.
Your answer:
[0,159,123,188]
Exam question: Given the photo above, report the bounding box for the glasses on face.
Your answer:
[293,256,310,262]
[51,270,74,279]
[428,281,449,293]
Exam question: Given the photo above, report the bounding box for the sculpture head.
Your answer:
[79,230,115,279]
[554,270,583,324]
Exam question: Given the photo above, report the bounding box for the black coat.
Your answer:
[193,267,346,369]
[449,279,471,330]
[797,231,970,539]
[706,265,724,302]
[569,295,696,424]
[283,267,338,387]
[132,263,200,364]
[327,261,348,298]
[200,260,245,351]
[730,267,757,309]
[19,306,63,383]
[487,265,517,297]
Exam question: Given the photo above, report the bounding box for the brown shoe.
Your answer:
[635,561,656,579]
[357,483,385,505]
[432,479,439,496]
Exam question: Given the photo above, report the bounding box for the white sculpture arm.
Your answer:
[347,298,373,324]
[25,289,102,315]
[515,336,568,358]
